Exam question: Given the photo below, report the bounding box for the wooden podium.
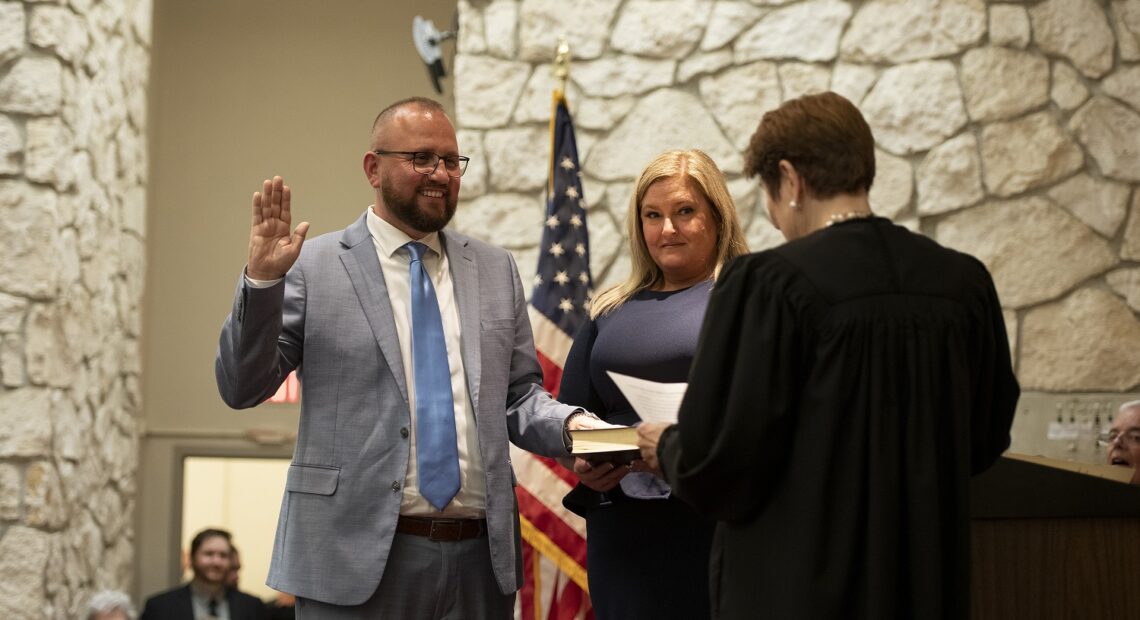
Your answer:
[969,455,1140,619]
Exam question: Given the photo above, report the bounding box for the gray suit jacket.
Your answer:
[215,214,577,606]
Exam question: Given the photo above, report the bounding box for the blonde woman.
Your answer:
[558,149,749,620]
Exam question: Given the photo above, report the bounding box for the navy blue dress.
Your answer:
[559,281,716,620]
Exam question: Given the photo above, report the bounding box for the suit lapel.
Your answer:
[444,230,482,414]
[339,216,409,404]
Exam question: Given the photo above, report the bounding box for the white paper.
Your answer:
[606,371,688,424]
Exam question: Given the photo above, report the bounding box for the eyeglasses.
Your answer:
[373,150,469,178]
[1097,428,1140,448]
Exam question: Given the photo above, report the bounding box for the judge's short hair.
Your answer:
[744,91,875,202]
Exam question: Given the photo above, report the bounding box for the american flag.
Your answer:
[512,90,594,620]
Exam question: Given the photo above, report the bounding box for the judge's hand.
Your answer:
[572,457,628,492]
[248,176,310,280]
[637,422,672,472]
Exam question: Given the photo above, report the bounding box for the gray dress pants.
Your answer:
[295,532,514,620]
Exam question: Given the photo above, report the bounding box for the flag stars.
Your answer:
[548,243,565,257]
[554,271,570,286]
[578,272,589,284]
[575,243,586,256]
[545,214,559,229]
[558,298,575,313]
[565,186,579,200]
[560,157,576,171]
[533,274,543,286]
[569,214,582,228]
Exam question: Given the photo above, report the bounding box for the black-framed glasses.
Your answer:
[373,150,470,178]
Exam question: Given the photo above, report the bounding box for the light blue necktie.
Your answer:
[406,241,460,510]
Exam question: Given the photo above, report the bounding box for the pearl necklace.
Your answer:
[825,211,874,227]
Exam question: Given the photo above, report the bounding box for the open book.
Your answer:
[568,426,640,464]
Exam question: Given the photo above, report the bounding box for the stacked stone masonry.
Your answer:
[454,0,1140,393]
[0,0,149,618]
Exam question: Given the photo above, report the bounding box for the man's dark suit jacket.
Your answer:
[139,584,267,620]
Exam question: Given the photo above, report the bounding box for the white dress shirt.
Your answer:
[364,208,486,517]
[246,208,487,517]
[189,583,228,619]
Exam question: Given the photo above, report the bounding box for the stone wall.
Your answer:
[453,0,1140,393]
[0,0,149,617]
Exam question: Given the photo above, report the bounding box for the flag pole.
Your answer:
[553,36,570,98]
[520,35,594,620]
[549,37,570,197]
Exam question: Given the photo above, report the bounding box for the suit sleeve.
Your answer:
[659,255,804,522]
[215,263,306,409]
[501,252,580,457]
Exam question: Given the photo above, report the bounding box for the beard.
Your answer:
[381,173,457,234]
[192,563,225,586]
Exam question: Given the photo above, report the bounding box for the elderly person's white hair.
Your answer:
[86,589,136,620]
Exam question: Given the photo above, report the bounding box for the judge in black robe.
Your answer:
[638,92,1019,620]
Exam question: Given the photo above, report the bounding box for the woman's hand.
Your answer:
[572,457,628,492]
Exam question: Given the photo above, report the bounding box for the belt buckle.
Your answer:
[429,518,462,541]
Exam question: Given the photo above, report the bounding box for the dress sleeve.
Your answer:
[558,318,609,516]
[659,255,805,521]
[968,264,1020,475]
[557,318,603,413]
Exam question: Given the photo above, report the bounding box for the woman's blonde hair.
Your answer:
[590,149,749,319]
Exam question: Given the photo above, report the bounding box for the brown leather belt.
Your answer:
[396,516,487,541]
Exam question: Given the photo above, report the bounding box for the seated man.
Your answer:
[141,528,266,620]
[1104,400,1140,485]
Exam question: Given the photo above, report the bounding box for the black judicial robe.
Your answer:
[658,217,1019,620]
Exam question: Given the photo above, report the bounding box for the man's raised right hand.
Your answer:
[247,176,309,280]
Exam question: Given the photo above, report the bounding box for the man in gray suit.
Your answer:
[216,97,603,619]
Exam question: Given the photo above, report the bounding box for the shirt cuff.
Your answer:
[244,268,283,289]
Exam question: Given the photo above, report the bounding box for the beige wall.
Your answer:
[139,0,457,602]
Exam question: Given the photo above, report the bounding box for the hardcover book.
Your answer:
[569,426,640,464]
